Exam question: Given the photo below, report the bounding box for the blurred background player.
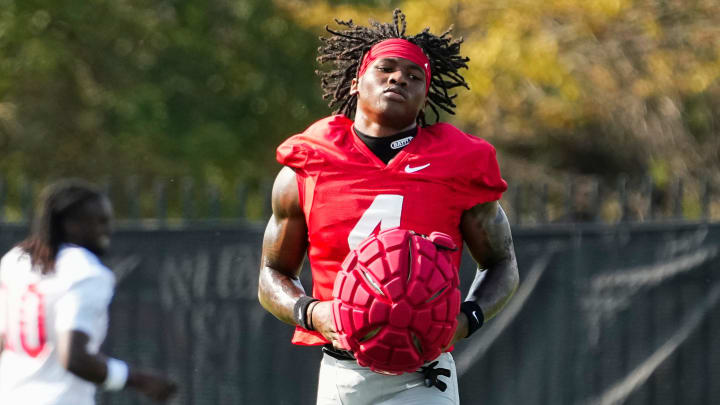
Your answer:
[0,179,176,404]
[258,9,519,405]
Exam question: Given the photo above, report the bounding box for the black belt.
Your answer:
[321,346,451,392]
[322,344,356,361]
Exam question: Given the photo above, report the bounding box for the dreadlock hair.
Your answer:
[316,9,470,126]
[17,179,104,275]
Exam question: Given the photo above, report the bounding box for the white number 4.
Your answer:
[348,194,404,250]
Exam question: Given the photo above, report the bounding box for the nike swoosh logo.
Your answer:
[404,163,430,173]
[472,311,480,323]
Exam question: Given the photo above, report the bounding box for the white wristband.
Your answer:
[103,358,129,391]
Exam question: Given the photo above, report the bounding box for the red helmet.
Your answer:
[332,227,461,375]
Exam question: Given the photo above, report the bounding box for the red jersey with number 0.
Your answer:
[277,115,507,345]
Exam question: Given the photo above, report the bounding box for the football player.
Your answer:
[0,179,176,404]
[258,9,519,405]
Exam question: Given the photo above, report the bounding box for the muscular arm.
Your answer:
[453,201,519,340]
[257,166,310,324]
[258,167,341,346]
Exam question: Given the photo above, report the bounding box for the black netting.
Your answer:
[1,222,718,404]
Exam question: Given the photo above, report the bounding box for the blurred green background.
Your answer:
[1,0,718,221]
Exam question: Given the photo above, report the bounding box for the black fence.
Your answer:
[1,220,719,405]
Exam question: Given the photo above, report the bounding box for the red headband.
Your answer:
[357,39,432,93]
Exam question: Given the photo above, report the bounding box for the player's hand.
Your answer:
[127,370,178,402]
[444,312,469,350]
[311,300,343,349]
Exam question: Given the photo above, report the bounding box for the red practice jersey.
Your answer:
[277,115,507,345]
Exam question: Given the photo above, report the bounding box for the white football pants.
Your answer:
[316,352,460,405]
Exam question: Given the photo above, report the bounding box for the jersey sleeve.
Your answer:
[457,139,508,209]
[277,134,311,169]
[276,115,351,170]
[54,273,114,341]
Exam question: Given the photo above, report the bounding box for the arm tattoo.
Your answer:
[461,202,519,320]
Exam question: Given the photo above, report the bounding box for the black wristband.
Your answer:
[460,301,484,338]
[293,296,319,331]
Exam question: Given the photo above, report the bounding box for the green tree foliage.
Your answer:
[0,0,327,217]
[2,0,718,220]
